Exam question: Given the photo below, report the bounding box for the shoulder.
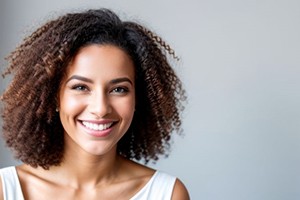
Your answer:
[171,178,190,200]
[0,173,3,200]
[119,156,155,176]
[142,171,189,200]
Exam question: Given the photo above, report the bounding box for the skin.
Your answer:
[0,45,189,200]
[0,179,2,200]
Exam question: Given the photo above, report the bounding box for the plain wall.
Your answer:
[1,0,300,199]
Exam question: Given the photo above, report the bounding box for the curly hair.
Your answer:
[1,8,186,169]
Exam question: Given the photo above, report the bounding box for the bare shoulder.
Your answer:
[0,174,4,200]
[171,178,190,200]
[119,156,155,177]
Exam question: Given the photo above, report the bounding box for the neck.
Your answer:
[48,145,122,188]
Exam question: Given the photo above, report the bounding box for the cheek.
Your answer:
[116,97,135,121]
[59,93,86,117]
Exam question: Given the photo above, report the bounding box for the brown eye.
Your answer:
[71,84,89,91]
[111,87,129,94]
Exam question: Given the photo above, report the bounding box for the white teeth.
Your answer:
[82,121,113,131]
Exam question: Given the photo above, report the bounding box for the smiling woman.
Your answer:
[0,8,188,200]
[59,45,136,155]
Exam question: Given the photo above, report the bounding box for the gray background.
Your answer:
[1,0,300,199]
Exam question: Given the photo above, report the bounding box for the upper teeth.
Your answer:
[82,121,113,131]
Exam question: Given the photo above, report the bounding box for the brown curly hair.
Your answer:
[1,8,186,169]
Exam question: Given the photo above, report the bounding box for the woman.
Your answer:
[0,8,189,200]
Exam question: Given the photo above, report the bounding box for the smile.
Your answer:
[82,121,114,131]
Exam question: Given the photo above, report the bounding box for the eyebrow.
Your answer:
[66,75,93,84]
[110,77,133,85]
[66,75,133,85]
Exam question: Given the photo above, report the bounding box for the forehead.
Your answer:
[64,44,135,79]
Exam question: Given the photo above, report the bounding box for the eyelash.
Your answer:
[71,84,89,91]
[111,87,129,94]
[70,84,129,94]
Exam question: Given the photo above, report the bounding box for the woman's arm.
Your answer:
[171,178,190,200]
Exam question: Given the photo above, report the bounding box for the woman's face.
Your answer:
[58,45,135,156]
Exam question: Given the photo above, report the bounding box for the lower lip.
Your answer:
[80,122,114,138]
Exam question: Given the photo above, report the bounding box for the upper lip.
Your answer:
[78,119,117,124]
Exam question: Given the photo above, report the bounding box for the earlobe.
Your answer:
[55,96,60,112]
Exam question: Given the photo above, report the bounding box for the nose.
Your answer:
[88,91,112,118]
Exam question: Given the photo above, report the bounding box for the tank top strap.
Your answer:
[131,171,177,200]
[0,166,25,200]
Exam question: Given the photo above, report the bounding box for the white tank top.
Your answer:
[0,166,176,200]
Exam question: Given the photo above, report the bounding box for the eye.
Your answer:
[111,87,129,94]
[71,84,89,91]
